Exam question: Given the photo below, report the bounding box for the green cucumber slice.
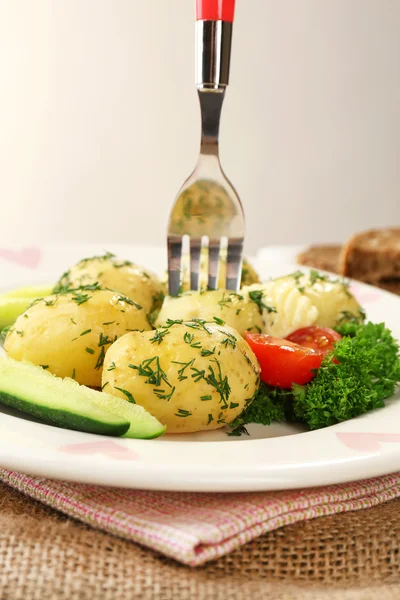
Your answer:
[2,284,53,299]
[0,297,34,329]
[90,390,166,439]
[0,358,165,439]
[0,286,54,329]
[0,358,129,436]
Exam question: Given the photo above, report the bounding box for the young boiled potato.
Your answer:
[260,271,363,332]
[54,253,164,315]
[295,271,363,327]
[155,290,265,336]
[243,271,363,338]
[4,288,152,387]
[102,321,260,433]
[243,281,319,339]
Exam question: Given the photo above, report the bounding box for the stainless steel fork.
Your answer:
[167,0,245,296]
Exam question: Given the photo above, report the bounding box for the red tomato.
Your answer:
[286,326,341,356]
[245,333,323,389]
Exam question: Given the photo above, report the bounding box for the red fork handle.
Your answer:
[196,0,235,22]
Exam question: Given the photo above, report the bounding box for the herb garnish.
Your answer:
[165,318,183,327]
[172,359,195,381]
[116,294,142,310]
[191,367,206,382]
[107,362,116,371]
[153,387,176,401]
[220,330,237,350]
[309,270,329,286]
[205,358,230,408]
[98,332,112,347]
[185,319,212,335]
[129,356,172,389]
[85,347,95,354]
[150,329,170,345]
[71,292,92,306]
[248,290,277,315]
[183,332,202,349]
[114,386,136,404]
[80,329,91,336]
[201,347,215,357]
[1,325,12,339]
[218,292,244,309]
[213,316,225,325]
[95,347,106,370]
[175,409,192,418]
[44,298,57,307]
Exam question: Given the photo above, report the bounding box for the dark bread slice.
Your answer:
[374,279,400,295]
[297,245,341,273]
[338,228,400,283]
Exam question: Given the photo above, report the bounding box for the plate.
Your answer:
[0,243,399,492]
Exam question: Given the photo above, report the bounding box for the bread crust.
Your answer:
[338,228,400,282]
[297,245,341,273]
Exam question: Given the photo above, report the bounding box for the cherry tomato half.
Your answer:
[286,326,341,356]
[245,333,323,389]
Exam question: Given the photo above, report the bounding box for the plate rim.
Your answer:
[1,242,400,492]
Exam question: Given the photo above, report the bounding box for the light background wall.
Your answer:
[0,0,399,254]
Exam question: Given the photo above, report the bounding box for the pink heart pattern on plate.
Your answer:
[59,440,139,461]
[337,432,400,452]
[0,247,41,269]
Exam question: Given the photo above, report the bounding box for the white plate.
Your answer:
[0,243,400,492]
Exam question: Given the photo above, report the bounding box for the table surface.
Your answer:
[1,479,400,600]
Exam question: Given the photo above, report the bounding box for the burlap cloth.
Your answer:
[1,483,400,599]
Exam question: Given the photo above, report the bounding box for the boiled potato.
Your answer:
[243,271,363,338]
[102,321,260,433]
[155,289,264,336]
[4,289,152,387]
[296,272,363,327]
[54,253,164,315]
[260,271,362,331]
[243,281,319,338]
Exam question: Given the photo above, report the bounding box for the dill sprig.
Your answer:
[205,358,231,408]
[129,356,172,389]
[114,386,136,404]
[172,359,195,381]
[248,290,277,315]
[150,329,170,345]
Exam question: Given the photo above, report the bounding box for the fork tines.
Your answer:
[167,235,243,296]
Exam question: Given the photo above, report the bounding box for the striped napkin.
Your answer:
[1,469,399,566]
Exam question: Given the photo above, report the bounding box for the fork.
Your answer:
[167,0,245,296]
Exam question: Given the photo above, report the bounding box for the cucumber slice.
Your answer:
[89,390,166,439]
[0,285,54,329]
[0,358,129,437]
[0,358,166,439]
[0,297,34,329]
[2,284,54,299]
